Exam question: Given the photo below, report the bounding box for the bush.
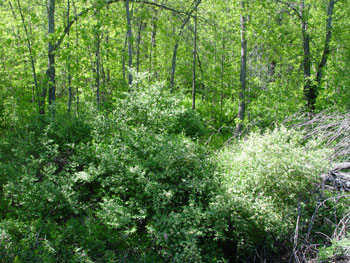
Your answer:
[113,79,207,138]
[0,82,216,262]
[0,76,332,262]
[209,127,330,261]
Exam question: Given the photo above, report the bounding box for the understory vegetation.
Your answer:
[1,0,350,261]
[1,81,347,263]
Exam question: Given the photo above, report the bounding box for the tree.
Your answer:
[170,0,202,92]
[236,0,247,134]
[275,0,337,111]
[47,0,56,116]
[125,0,133,86]
[192,7,197,110]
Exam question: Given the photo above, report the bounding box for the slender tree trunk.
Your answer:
[170,0,202,92]
[236,1,247,134]
[72,0,79,115]
[47,0,56,116]
[211,39,217,115]
[95,30,100,108]
[316,0,335,86]
[94,7,101,108]
[105,33,111,85]
[170,42,179,92]
[122,33,127,82]
[306,0,335,111]
[300,1,314,110]
[67,0,72,114]
[221,36,225,114]
[102,5,111,88]
[15,0,38,108]
[136,18,143,73]
[275,0,335,111]
[148,11,157,83]
[192,9,197,110]
[125,0,133,86]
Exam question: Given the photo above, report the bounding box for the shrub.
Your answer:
[209,127,330,261]
[0,81,216,262]
[113,79,207,138]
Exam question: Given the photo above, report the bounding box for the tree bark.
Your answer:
[316,0,335,87]
[72,0,79,115]
[47,0,56,116]
[136,18,143,74]
[67,0,72,114]
[122,33,127,82]
[221,36,225,114]
[236,1,247,134]
[300,1,314,111]
[192,9,197,110]
[148,10,157,83]
[15,0,38,108]
[275,0,336,111]
[170,0,202,92]
[95,27,100,108]
[125,0,133,86]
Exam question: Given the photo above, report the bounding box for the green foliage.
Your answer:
[318,238,350,261]
[210,127,330,260]
[0,79,335,262]
[0,0,349,260]
[113,76,208,138]
[0,82,218,262]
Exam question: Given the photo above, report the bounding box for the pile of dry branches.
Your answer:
[286,110,350,162]
[284,110,350,263]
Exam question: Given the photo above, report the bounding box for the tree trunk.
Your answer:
[95,29,100,108]
[15,0,38,108]
[125,0,133,86]
[316,0,335,87]
[192,9,197,110]
[170,42,179,92]
[221,36,225,114]
[122,33,127,82]
[236,1,247,134]
[94,6,101,108]
[170,0,202,92]
[300,1,314,110]
[136,18,143,74]
[72,0,79,115]
[67,0,72,114]
[47,0,56,116]
[148,10,157,83]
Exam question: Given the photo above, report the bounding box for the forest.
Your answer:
[0,0,350,262]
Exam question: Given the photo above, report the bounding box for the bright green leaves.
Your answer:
[211,127,330,256]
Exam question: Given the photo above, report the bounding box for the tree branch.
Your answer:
[54,0,194,51]
[275,0,302,20]
[315,0,336,86]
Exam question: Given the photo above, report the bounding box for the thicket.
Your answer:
[0,80,337,262]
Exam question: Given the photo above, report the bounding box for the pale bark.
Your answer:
[136,18,143,73]
[125,0,133,86]
[192,9,197,110]
[122,33,127,82]
[236,1,247,134]
[148,10,157,82]
[67,0,72,113]
[95,28,100,108]
[220,37,225,114]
